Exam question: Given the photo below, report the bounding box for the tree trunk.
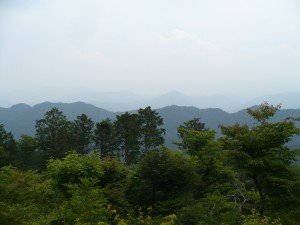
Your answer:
[252,175,265,216]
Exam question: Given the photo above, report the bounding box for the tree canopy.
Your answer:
[0,103,299,225]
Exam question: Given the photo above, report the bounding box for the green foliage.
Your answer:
[99,157,131,214]
[0,124,17,167]
[110,208,180,225]
[175,129,216,157]
[178,118,207,137]
[178,193,241,225]
[138,106,165,152]
[220,102,300,216]
[160,214,179,225]
[72,114,94,155]
[128,147,198,215]
[176,118,207,151]
[1,103,299,224]
[35,107,74,159]
[242,209,281,225]
[0,166,59,224]
[94,119,117,158]
[46,153,103,192]
[114,112,141,164]
[66,177,108,225]
[17,134,44,170]
[265,165,300,225]
[175,127,234,200]
[247,102,281,124]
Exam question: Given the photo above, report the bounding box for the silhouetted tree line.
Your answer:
[0,106,165,169]
[0,103,300,224]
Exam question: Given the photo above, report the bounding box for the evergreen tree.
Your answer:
[138,106,165,152]
[178,118,207,137]
[0,124,17,167]
[35,107,73,159]
[176,118,208,150]
[17,135,42,170]
[94,118,117,158]
[127,147,198,215]
[114,112,141,164]
[72,113,94,155]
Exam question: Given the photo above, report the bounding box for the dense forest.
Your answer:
[0,103,300,225]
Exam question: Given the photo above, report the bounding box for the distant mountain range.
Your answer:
[2,90,300,113]
[1,102,300,150]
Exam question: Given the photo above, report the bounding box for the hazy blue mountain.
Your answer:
[94,91,300,113]
[130,91,196,109]
[0,89,147,110]
[1,102,300,150]
[232,92,300,112]
[0,102,115,138]
[124,91,247,112]
[2,90,300,113]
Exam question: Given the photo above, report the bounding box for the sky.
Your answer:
[1,0,300,104]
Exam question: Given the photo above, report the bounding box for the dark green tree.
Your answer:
[176,118,208,150]
[35,107,73,159]
[176,129,233,192]
[138,106,165,152]
[178,118,207,136]
[17,135,43,170]
[220,103,300,216]
[94,119,117,158]
[0,124,17,167]
[99,157,130,214]
[127,147,198,215]
[114,112,141,164]
[72,113,94,155]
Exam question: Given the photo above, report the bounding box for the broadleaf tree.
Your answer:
[220,102,300,216]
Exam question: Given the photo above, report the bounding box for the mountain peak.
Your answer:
[10,103,31,110]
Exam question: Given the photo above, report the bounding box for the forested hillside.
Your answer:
[1,102,300,149]
[0,103,300,224]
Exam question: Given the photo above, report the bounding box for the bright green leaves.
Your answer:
[46,153,103,190]
[242,209,282,225]
[220,103,300,216]
[0,166,57,224]
[247,102,281,124]
[66,177,108,225]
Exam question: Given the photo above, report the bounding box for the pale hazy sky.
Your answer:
[1,0,300,99]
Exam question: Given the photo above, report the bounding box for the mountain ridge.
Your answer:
[1,101,300,149]
[2,91,300,113]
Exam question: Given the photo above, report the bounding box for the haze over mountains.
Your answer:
[1,101,300,150]
[1,90,300,113]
